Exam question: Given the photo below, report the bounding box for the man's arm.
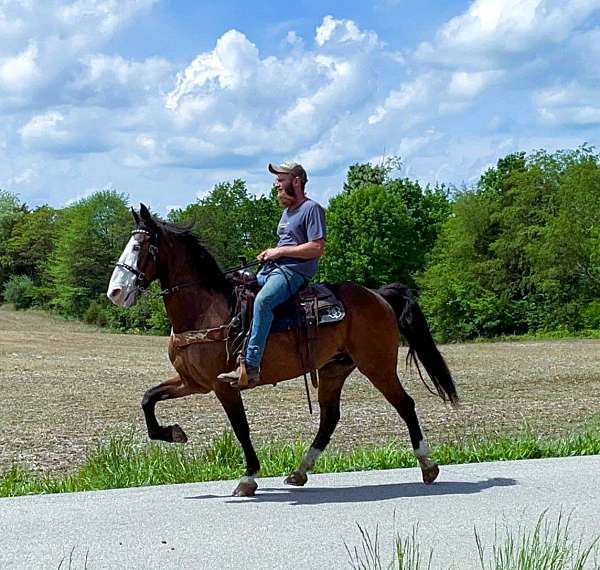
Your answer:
[258,239,325,262]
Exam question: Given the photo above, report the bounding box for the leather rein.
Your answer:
[116,229,260,297]
[114,228,257,352]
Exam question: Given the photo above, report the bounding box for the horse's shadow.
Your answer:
[186,477,517,505]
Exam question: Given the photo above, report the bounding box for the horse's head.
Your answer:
[107,203,160,307]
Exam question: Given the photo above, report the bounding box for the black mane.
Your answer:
[158,220,232,293]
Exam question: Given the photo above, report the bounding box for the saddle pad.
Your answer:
[271,283,345,333]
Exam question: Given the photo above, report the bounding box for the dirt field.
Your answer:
[1,305,599,474]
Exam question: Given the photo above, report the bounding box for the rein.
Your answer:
[114,229,258,362]
[114,227,261,297]
[158,259,261,296]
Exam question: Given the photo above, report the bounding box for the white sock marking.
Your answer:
[414,439,436,469]
[298,447,321,475]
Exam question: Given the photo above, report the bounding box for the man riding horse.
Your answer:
[107,168,457,496]
[218,161,326,388]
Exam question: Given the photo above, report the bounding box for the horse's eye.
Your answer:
[133,244,141,251]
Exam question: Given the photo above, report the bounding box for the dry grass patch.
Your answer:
[1,305,599,474]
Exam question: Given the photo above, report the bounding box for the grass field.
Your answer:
[1,305,600,475]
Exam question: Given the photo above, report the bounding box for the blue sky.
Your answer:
[1,0,599,213]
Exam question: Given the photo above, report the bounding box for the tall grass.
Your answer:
[476,511,599,570]
[347,512,599,570]
[1,428,599,498]
[346,524,433,570]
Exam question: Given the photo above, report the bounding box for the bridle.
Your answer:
[114,227,262,297]
[115,229,158,293]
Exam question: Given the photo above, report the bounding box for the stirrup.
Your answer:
[217,362,260,389]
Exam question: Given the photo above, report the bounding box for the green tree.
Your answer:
[2,205,59,285]
[419,147,600,340]
[343,161,390,193]
[48,191,131,316]
[0,190,27,294]
[319,183,419,287]
[170,180,280,267]
[320,160,450,287]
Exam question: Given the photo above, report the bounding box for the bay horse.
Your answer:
[107,204,458,497]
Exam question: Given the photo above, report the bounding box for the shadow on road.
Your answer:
[186,477,517,505]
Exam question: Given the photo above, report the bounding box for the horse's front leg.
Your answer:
[142,374,194,443]
[214,383,260,497]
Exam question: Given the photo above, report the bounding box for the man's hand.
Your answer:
[257,248,282,262]
[257,240,325,262]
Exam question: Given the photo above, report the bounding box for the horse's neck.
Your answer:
[160,255,232,334]
[164,287,231,333]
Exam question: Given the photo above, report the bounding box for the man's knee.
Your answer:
[254,290,276,312]
[255,282,286,309]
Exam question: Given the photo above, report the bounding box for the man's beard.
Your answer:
[277,193,294,208]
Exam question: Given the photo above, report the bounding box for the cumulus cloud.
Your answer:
[20,109,110,154]
[368,74,436,125]
[2,3,599,214]
[448,70,504,98]
[534,82,600,126]
[165,30,260,110]
[315,15,381,49]
[416,0,600,67]
[0,0,158,109]
[158,17,388,170]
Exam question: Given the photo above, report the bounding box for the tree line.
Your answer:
[1,146,599,341]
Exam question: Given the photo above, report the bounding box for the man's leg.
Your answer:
[218,266,305,387]
[245,267,305,369]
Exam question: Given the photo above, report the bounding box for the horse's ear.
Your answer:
[139,203,152,223]
[131,207,140,225]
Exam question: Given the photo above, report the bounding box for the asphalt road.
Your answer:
[1,456,599,569]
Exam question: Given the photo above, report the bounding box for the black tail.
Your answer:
[376,283,459,406]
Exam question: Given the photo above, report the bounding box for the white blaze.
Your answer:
[106,235,140,307]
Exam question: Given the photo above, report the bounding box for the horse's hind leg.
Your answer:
[285,356,355,487]
[355,357,439,484]
[142,374,196,443]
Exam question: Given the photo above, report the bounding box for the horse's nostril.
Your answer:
[110,288,121,298]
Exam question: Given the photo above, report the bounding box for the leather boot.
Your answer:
[217,364,260,389]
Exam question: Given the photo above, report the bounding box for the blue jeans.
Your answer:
[245,265,306,369]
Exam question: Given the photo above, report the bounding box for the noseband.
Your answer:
[115,229,158,292]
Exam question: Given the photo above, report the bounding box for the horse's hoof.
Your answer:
[233,480,258,497]
[168,424,188,443]
[284,471,308,487]
[421,463,439,485]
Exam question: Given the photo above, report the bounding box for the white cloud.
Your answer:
[0,42,40,93]
[448,70,503,98]
[315,15,381,49]
[19,109,110,154]
[368,74,435,125]
[534,81,600,126]
[158,18,390,171]
[416,0,600,67]
[165,30,260,110]
[0,0,158,109]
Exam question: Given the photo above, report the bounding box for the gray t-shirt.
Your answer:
[276,198,326,279]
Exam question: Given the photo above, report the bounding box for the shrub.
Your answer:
[2,275,35,309]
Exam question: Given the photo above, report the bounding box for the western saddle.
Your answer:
[226,263,345,391]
